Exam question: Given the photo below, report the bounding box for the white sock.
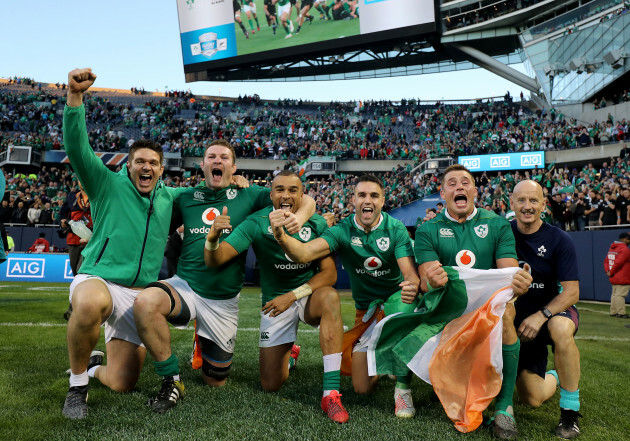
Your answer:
[70,371,89,388]
[87,365,99,378]
[322,352,342,372]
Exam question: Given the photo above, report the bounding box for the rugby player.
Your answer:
[295,0,315,34]
[416,164,532,439]
[133,141,315,413]
[61,69,184,419]
[243,1,261,33]
[264,0,278,35]
[234,0,250,38]
[273,0,295,38]
[272,174,421,418]
[510,180,582,439]
[204,171,348,423]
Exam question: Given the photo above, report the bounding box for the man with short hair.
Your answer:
[62,68,184,419]
[272,174,421,419]
[510,180,582,439]
[417,164,532,439]
[133,141,315,413]
[204,171,347,423]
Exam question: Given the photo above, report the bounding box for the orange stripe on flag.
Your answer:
[428,286,509,433]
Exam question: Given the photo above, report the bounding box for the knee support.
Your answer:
[198,336,233,380]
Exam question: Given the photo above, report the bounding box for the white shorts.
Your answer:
[165,275,239,354]
[69,274,144,347]
[278,3,291,17]
[259,296,314,347]
[352,316,379,353]
[243,3,257,13]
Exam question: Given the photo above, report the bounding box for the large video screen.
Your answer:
[177,0,437,74]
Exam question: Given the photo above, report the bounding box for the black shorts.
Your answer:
[233,0,241,13]
[516,306,579,378]
[301,0,314,8]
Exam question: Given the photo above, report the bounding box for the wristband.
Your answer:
[293,284,313,300]
[205,238,219,251]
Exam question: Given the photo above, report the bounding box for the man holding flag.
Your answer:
[367,164,531,438]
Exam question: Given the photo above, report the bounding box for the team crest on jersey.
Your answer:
[226,189,237,200]
[363,256,382,270]
[455,249,476,268]
[201,207,221,225]
[376,237,390,251]
[537,245,547,257]
[439,228,454,238]
[474,224,488,238]
[267,226,273,235]
[193,191,205,201]
[351,236,363,247]
[299,227,312,241]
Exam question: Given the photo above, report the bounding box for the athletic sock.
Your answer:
[255,17,259,27]
[322,353,342,397]
[547,369,560,386]
[495,340,520,414]
[395,371,413,390]
[559,388,580,412]
[283,24,290,34]
[87,365,99,378]
[239,22,247,34]
[70,371,89,388]
[154,354,180,379]
[249,19,254,30]
[296,25,301,33]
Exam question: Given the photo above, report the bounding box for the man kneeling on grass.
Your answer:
[204,171,348,423]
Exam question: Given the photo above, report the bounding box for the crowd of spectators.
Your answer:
[444,0,544,31]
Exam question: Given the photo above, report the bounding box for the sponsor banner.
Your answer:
[458,152,545,172]
[44,151,129,166]
[1,253,73,282]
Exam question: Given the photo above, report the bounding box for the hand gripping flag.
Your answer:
[367,266,518,433]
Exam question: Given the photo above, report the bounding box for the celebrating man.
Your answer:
[62,69,183,419]
[272,174,421,419]
[416,164,532,439]
[204,171,347,422]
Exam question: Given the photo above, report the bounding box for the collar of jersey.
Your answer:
[444,206,477,222]
[352,213,383,232]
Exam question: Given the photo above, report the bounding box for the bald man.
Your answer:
[510,180,582,439]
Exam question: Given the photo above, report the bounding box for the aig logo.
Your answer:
[490,156,510,168]
[6,258,45,278]
[520,154,542,166]
[461,158,480,169]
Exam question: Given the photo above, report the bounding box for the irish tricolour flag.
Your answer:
[367,266,518,433]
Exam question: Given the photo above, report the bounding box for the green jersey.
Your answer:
[225,206,328,305]
[320,213,413,310]
[175,184,271,299]
[415,207,517,270]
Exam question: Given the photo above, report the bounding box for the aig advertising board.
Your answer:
[0,253,74,282]
[458,152,545,172]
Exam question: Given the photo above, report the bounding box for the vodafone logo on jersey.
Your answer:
[201,207,221,225]
[363,256,382,270]
[455,249,476,268]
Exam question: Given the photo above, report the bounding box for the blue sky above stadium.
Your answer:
[2,0,527,101]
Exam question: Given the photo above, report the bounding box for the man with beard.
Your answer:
[133,140,315,413]
[204,171,347,423]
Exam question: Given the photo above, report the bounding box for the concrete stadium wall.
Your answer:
[556,102,630,126]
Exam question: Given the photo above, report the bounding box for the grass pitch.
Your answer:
[0,282,629,440]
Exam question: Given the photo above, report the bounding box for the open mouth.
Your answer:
[362,207,374,216]
[280,203,293,211]
[454,194,467,206]
[139,174,152,186]
[212,168,223,179]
